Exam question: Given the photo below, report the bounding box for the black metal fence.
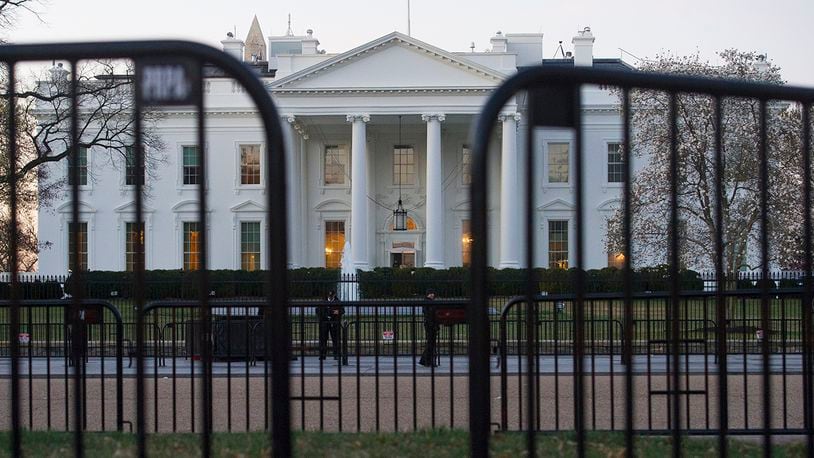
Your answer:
[468,66,814,457]
[2,41,814,458]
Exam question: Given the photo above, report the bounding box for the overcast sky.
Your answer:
[9,0,814,86]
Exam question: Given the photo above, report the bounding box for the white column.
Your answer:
[348,114,371,271]
[283,115,300,268]
[422,113,445,269]
[499,113,522,269]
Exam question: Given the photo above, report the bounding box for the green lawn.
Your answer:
[0,430,807,457]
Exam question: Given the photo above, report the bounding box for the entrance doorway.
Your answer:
[391,251,416,268]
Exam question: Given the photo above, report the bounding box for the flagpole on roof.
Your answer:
[407,0,411,36]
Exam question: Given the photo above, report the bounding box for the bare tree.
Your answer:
[0,3,165,270]
[607,50,809,273]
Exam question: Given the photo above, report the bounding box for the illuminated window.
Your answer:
[125,222,145,272]
[548,220,569,269]
[324,221,345,268]
[388,216,416,231]
[68,222,88,271]
[125,147,145,186]
[324,145,347,185]
[607,143,624,183]
[68,147,88,186]
[240,221,261,271]
[182,146,201,185]
[461,219,472,267]
[461,145,472,185]
[240,144,261,185]
[393,145,415,186]
[183,222,201,271]
[608,252,625,269]
[547,143,569,183]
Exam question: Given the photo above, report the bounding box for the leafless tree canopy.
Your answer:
[607,50,811,272]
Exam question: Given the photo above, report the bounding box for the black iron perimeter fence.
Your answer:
[1,41,814,457]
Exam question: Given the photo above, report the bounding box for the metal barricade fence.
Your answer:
[468,67,814,457]
[0,41,290,457]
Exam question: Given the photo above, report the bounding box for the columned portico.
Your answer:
[348,114,371,271]
[499,112,521,268]
[422,113,445,269]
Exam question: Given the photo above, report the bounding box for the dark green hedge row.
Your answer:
[11,266,708,301]
[357,266,705,298]
[63,268,340,300]
[0,281,65,300]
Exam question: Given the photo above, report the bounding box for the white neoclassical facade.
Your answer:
[36,21,633,275]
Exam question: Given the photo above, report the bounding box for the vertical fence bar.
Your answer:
[195,63,212,457]
[132,59,147,458]
[264,62,291,458]
[668,92,681,456]
[621,87,635,457]
[801,103,814,456]
[758,99,771,456]
[68,58,85,457]
[468,92,492,458]
[712,96,728,456]
[6,61,21,457]
[523,105,537,453]
[573,84,587,458]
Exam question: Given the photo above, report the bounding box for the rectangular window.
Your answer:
[68,147,88,186]
[183,222,201,271]
[68,222,88,271]
[393,145,415,186]
[125,222,145,272]
[607,143,624,183]
[240,144,261,185]
[461,219,472,267]
[125,147,145,186]
[182,146,201,185]
[547,143,569,183]
[240,221,261,271]
[324,221,345,268]
[323,145,347,185]
[461,145,472,186]
[548,220,569,269]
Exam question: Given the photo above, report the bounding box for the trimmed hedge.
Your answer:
[58,266,704,300]
[0,281,65,300]
[64,268,340,300]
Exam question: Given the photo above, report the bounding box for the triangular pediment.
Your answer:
[114,201,154,214]
[537,199,575,212]
[230,200,265,213]
[271,32,505,91]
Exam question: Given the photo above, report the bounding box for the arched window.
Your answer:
[389,216,417,231]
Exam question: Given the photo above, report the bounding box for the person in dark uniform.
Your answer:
[318,289,343,360]
[419,289,438,367]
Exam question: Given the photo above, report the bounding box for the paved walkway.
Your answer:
[0,354,805,377]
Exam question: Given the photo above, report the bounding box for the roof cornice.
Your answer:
[270,32,506,89]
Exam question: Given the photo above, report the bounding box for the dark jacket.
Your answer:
[318,296,344,322]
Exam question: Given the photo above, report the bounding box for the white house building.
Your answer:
[36,19,633,275]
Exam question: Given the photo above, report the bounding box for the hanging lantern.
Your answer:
[393,199,408,231]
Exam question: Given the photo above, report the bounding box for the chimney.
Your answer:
[572,26,595,67]
[49,62,69,82]
[753,54,770,73]
[302,29,320,55]
[490,31,508,53]
[221,32,245,61]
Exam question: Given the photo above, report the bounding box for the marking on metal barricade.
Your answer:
[136,58,200,106]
